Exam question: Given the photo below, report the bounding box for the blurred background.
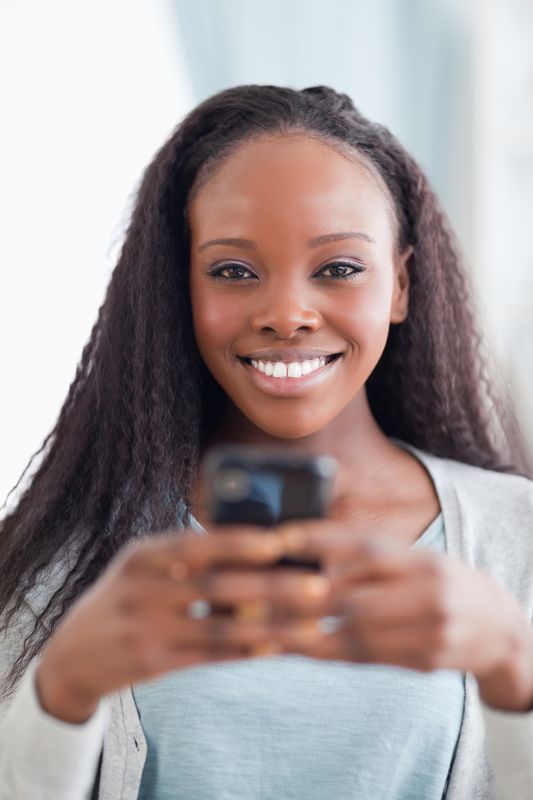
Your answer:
[1,0,532,509]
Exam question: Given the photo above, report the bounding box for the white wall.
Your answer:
[2,0,532,514]
[469,0,533,452]
[0,0,194,512]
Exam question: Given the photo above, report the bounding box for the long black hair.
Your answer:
[1,84,529,694]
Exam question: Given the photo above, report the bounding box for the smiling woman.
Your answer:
[1,85,533,800]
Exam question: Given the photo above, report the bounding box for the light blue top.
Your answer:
[133,513,465,799]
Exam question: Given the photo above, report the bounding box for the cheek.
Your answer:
[190,286,243,363]
[335,283,394,346]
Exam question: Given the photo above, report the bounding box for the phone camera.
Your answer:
[214,468,251,502]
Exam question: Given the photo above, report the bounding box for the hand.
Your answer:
[275,520,533,712]
[36,526,330,723]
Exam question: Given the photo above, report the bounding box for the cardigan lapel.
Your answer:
[97,688,146,799]
[397,443,495,798]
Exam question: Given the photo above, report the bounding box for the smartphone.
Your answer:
[200,444,338,571]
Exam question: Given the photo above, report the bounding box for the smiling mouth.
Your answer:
[240,353,342,379]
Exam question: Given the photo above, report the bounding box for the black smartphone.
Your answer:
[200,444,338,571]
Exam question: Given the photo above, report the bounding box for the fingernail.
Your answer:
[279,525,306,552]
[257,536,284,557]
[243,536,282,558]
[302,575,330,597]
[293,620,324,644]
[251,641,283,657]
[235,600,271,622]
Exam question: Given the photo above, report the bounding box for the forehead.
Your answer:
[188,134,395,247]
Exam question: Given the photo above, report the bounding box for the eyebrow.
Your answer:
[196,231,375,253]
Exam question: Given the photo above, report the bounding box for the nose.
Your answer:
[249,290,321,338]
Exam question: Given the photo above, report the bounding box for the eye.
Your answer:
[316,261,366,280]
[207,263,258,281]
[206,260,366,282]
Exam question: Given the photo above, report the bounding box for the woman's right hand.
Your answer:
[35,527,330,723]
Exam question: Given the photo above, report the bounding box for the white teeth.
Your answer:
[287,362,303,378]
[248,356,330,379]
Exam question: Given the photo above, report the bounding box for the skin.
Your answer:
[36,133,533,725]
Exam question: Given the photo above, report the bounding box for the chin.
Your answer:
[242,409,334,441]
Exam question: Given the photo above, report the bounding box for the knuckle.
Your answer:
[357,540,382,563]
[120,620,164,676]
[206,615,229,640]
[348,634,368,661]
[342,603,363,634]
[205,633,228,659]
[418,651,440,672]
[119,619,151,662]
[194,571,214,598]
[428,590,454,628]
[119,620,144,650]
[133,648,160,677]
[115,580,143,615]
[173,532,202,560]
[119,541,150,574]
[349,627,370,654]
[430,618,454,654]
[421,552,447,583]
[418,653,435,672]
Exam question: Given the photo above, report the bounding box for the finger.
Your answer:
[290,622,450,672]
[278,523,445,592]
[234,600,272,622]
[326,548,441,588]
[335,579,440,629]
[159,615,325,656]
[175,569,331,617]
[122,527,286,577]
[113,626,253,683]
[123,614,335,680]
[277,525,423,587]
[277,521,408,568]
[164,615,277,648]
[114,567,333,623]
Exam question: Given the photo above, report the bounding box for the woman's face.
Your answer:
[188,134,411,439]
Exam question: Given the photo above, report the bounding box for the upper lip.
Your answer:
[239,349,343,362]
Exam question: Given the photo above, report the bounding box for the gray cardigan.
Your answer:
[2,443,533,799]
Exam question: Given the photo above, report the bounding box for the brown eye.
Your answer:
[207,264,258,281]
[317,262,366,280]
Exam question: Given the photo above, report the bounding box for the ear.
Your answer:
[390,245,413,324]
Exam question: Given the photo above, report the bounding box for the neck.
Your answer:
[205,389,405,503]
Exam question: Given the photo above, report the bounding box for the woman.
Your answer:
[1,84,532,800]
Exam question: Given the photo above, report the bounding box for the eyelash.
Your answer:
[206,261,366,282]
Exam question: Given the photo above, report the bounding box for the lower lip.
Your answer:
[239,355,343,396]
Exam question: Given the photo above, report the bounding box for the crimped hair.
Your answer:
[1,84,530,694]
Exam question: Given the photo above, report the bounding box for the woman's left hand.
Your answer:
[275,520,533,712]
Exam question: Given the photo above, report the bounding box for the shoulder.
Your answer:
[422,450,533,517]
[0,596,43,709]
[0,532,87,706]
[409,446,533,608]
[396,438,533,517]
